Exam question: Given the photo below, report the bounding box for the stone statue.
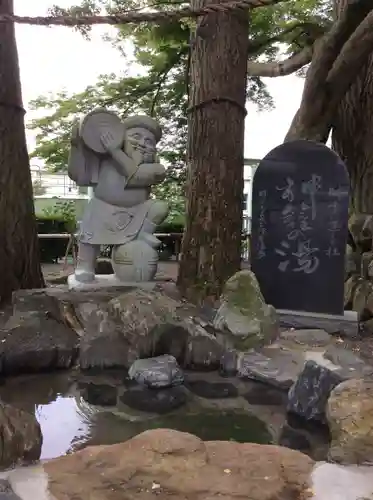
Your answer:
[67,109,169,287]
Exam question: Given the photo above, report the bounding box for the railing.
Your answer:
[38,231,251,264]
[31,171,88,198]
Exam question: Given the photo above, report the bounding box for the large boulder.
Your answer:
[213,270,279,350]
[326,378,373,464]
[44,428,314,500]
[0,314,79,375]
[78,287,225,371]
[8,286,225,374]
[0,402,42,468]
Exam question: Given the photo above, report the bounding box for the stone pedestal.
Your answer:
[277,309,359,339]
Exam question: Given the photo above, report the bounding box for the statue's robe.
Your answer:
[78,197,157,245]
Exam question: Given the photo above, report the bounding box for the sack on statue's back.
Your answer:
[68,121,100,187]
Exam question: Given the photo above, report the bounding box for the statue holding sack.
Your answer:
[67,109,169,287]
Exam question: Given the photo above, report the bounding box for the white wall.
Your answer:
[243,159,258,232]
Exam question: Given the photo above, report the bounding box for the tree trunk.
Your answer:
[332,0,373,213]
[177,1,249,303]
[285,1,373,145]
[0,0,44,303]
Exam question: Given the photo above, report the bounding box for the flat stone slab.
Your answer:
[238,332,372,392]
[238,348,304,390]
[323,345,373,378]
[277,309,359,339]
[280,329,331,347]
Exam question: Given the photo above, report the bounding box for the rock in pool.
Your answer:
[0,402,42,468]
[128,355,184,389]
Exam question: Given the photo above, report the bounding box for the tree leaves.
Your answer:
[29,0,330,176]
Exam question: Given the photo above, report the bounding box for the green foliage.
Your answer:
[28,0,331,202]
[152,179,185,223]
[42,200,77,233]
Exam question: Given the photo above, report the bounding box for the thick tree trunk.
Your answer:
[177,2,249,303]
[332,0,373,213]
[0,0,44,302]
[285,0,373,145]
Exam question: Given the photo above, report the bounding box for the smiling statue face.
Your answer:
[126,127,157,164]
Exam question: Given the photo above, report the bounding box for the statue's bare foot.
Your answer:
[139,232,162,248]
[74,269,95,283]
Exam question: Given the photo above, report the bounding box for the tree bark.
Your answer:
[0,0,44,303]
[177,1,249,303]
[285,0,373,143]
[332,0,373,213]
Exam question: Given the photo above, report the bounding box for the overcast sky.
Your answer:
[15,0,305,162]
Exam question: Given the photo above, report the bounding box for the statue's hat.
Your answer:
[123,115,162,143]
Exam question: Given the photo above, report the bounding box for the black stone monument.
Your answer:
[251,140,349,315]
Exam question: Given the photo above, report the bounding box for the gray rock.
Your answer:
[287,360,343,422]
[0,315,78,375]
[238,348,304,390]
[280,329,330,347]
[79,288,224,371]
[9,287,229,374]
[120,385,187,414]
[0,402,42,468]
[128,355,184,389]
[213,270,279,350]
[219,350,238,377]
[324,345,371,375]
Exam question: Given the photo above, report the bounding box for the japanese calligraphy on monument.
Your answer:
[251,140,349,315]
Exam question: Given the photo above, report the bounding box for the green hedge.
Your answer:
[37,215,72,234]
[156,221,184,234]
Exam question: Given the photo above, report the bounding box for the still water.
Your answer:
[0,372,272,460]
[2,373,373,500]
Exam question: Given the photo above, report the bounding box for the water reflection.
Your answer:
[36,396,90,460]
[0,372,272,460]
